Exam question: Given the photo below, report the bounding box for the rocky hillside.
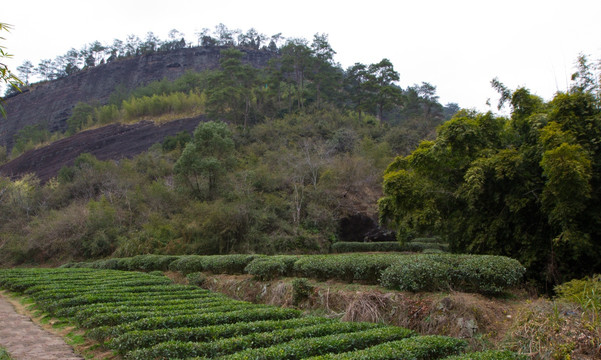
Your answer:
[0,116,205,182]
[1,47,272,150]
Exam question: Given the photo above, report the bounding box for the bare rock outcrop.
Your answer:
[0,47,272,150]
[0,116,206,183]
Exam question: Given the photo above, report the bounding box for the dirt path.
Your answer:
[0,293,83,360]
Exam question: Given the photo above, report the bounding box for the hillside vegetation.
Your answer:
[379,55,601,288]
[0,32,454,266]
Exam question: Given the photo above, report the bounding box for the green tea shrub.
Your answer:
[411,237,443,244]
[186,272,207,287]
[380,256,452,292]
[401,242,448,252]
[201,254,260,274]
[332,242,402,253]
[124,322,382,360]
[222,327,415,360]
[292,278,313,305]
[168,255,205,274]
[452,255,526,294]
[109,317,331,354]
[380,254,525,294]
[293,254,399,283]
[308,335,467,359]
[244,255,299,280]
[127,255,180,271]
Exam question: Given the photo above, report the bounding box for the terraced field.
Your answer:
[0,268,524,359]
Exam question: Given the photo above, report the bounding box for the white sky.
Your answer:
[2,0,601,112]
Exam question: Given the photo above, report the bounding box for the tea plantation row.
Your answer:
[0,268,524,359]
[65,252,525,294]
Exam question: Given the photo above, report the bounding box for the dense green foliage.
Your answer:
[379,62,601,286]
[244,255,300,280]
[0,347,11,360]
[0,23,22,117]
[66,252,525,294]
[0,268,511,360]
[332,242,403,253]
[380,254,525,293]
[0,27,458,264]
[331,238,449,253]
[308,335,467,360]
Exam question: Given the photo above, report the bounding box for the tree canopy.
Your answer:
[0,23,22,116]
[379,64,601,287]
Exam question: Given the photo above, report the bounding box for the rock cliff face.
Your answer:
[0,116,206,183]
[0,47,273,150]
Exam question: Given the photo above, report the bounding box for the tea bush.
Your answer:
[245,255,300,280]
[332,242,402,253]
[308,335,467,359]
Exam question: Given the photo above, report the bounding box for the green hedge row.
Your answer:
[88,307,302,340]
[0,268,523,360]
[80,302,268,328]
[331,241,449,254]
[332,242,403,253]
[45,290,214,313]
[109,317,332,354]
[124,321,385,360]
[380,254,526,294]
[293,254,401,283]
[244,255,300,280]
[168,254,260,274]
[59,297,227,318]
[308,335,467,360]
[402,242,449,252]
[73,298,227,320]
[61,252,525,294]
[220,327,415,360]
[411,237,443,244]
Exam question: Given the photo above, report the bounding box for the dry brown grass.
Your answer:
[505,299,601,359]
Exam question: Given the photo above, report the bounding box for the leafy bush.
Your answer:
[186,272,207,287]
[201,254,260,274]
[168,254,259,274]
[126,255,180,271]
[555,274,601,312]
[380,254,525,293]
[245,255,300,280]
[222,326,415,360]
[109,317,331,354]
[292,278,313,305]
[168,255,205,274]
[452,255,526,294]
[380,256,452,292]
[411,237,443,244]
[401,242,448,252]
[91,307,301,340]
[308,335,467,359]
[442,350,527,360]
[0,347,11,360]
[124,321,382,360]
[293,254,400,283]
[332,242,402,253]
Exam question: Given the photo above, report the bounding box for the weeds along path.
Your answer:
[0,292,83,360]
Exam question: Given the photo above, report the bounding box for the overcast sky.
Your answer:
[2,0,600,112]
